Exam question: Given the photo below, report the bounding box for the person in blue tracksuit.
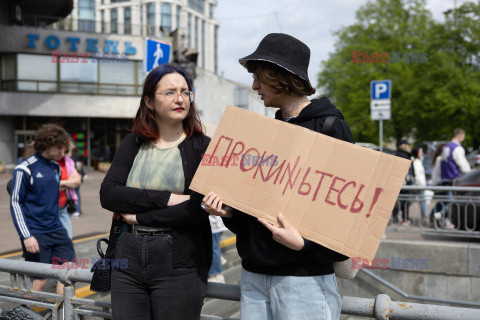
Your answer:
[10,124,76,294]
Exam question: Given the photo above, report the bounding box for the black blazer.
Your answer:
[100,132,212,268]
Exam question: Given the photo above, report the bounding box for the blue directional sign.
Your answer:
[371,80,391,100]
[144,38,171,73]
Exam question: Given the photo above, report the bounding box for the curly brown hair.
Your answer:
[245,60,316,96]
[34,124,71,154]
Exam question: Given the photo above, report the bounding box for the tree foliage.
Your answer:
[317,0,480,148]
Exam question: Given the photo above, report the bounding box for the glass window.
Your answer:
[2,55,16,80]
[100,61,134,85]
[124,7,132,34]
[101,10,105,33]
[17,54,57,81]
[209,3,214,19]
[187,13,192,47]
[78,0,95,32]
[201,20,205,68]
[234,87,249,109]
[195,16,199,49]
[147,3,155,36]
[99,84,134,95]
[111,9,118,34]
[60,58,97,83]
[137,61,146,85]
[188,0,204,14]
[176,5,181,29]
[161,3,172,35]
[17,81,37,91]
[214,25,218,74]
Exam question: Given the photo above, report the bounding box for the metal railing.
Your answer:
[387,185,480,237]
[1,259,480,320]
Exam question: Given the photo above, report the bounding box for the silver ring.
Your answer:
[201,203,207,210]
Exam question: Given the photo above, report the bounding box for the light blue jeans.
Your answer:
[240,268,342,320]
[209,232,223,277]
[59,206,73,239]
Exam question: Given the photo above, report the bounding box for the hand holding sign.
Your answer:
[258,213,305,251]
[202,192,233,218]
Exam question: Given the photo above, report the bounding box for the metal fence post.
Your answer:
[374,294,392,320]
[64,285,74,319]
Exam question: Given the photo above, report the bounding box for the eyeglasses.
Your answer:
[155,90,195,102]
[252,74,259,81]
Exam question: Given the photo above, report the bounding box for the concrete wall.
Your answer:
[337,239,480,303]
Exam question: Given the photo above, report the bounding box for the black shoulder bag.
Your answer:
[90,218,122,292]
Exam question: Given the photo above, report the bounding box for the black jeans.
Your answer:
[111,232,208,320]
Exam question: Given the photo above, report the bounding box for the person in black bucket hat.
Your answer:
[202,33,355,320]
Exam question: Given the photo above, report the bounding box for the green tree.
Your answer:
[318,0,480,148]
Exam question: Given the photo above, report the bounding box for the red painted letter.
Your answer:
[337,181,356,210]
[298,167,312,196]
[350,184,365,213]
[240,148,260,172]
[325,176,346,207]
[279,156,301,196]
[312,170,333,201]
[225,141,245,168]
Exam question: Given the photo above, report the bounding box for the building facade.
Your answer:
[0,0,269,167]
[69,0,219,73]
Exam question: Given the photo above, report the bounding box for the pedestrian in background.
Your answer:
[392,140,413,225]
[411,146,428,225]
[58,139,82,239]
[440,128,471,229]
[441,128,471,184]
[429,144,451,227]
[209,215,228,283]
[9,124,76,294]
[71,147,86,217]
[203,33,354,320]
[100,63,211,320]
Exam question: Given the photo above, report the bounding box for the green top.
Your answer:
[120,138,186,236]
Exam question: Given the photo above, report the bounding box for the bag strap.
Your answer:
[104,218,123,259]
[96,238,109,259]
[321,116,337,136]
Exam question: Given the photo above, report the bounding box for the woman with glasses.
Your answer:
[203,33,354,320]
[100,63,211,319]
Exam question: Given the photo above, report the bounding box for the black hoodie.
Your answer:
[223,97,355,276]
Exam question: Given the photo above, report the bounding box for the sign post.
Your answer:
[370,80,391,152]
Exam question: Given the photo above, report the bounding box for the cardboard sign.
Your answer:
[190,106,411,262]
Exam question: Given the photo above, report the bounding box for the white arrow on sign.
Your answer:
[371,99,391,109]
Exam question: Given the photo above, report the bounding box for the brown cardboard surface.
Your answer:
[191,105,411,263]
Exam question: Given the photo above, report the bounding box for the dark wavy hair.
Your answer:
[245,60,316,96]
[132,63,204,142]
[34,124,71,154]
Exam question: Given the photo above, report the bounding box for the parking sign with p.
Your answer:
[371,80,391,100]
[370,80,391,121]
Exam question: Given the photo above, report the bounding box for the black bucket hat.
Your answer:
[239,33,312,86]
